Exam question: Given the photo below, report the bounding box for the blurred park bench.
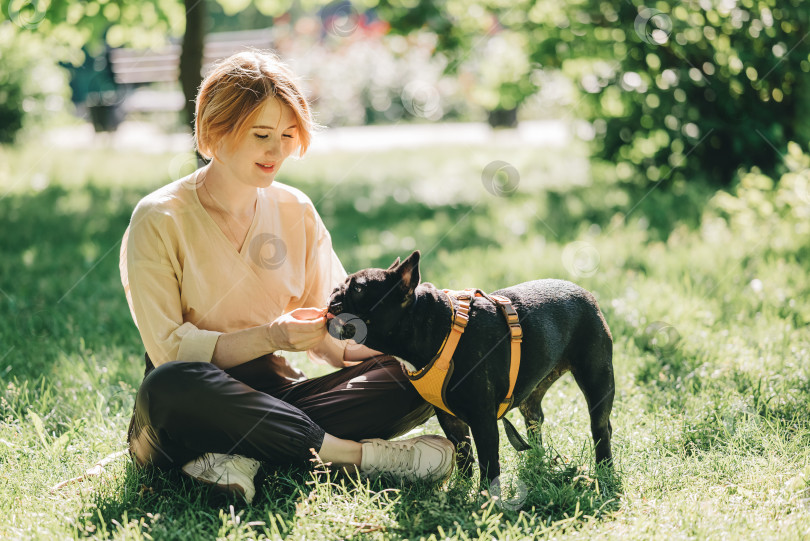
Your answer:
[89,29,272,131]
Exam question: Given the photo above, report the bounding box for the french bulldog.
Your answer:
[326,250,614,483]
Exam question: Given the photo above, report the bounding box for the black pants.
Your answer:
[127,353,434,469]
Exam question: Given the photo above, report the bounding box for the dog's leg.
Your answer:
[571,341,614,466]
[469,418,500,484]
[435,410,475,475]
[518,364,569,448]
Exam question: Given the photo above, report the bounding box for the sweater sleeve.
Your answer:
[293,203,349,367]
[121,201,221,367]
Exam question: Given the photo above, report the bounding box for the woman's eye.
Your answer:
[255,134,268,139]
[283,134,294,139]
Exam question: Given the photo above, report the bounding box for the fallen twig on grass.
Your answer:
[49,448,129,493]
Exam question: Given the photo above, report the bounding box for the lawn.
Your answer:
[1,136,809,539]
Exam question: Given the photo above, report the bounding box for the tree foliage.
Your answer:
[377,0,810,186]
[530,0,810,187]
[1,0,306,138]
[0,23,72,143]
[375,0,541,114]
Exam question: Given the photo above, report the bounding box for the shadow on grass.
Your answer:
[76,459,311,539]
[364,440,623,539]
[74,440,622,540]
[0,184,145,382]
[1,177,712,383]
[518,443,623,520]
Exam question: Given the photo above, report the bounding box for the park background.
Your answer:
[1,0,810,539]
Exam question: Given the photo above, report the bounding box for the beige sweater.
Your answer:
[119,168,348,368]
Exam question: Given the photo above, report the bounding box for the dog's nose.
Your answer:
[327,317,347,340]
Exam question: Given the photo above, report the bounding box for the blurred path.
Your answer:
[45,119,571,154]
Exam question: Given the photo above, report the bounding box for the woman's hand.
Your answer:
[266,307,327,352]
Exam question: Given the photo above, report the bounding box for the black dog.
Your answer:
[326,251,614,482]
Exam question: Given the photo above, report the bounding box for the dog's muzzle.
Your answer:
[327,312,359,340]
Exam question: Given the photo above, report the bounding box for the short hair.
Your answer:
[194,50,317,161]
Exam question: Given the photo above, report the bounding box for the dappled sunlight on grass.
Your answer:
[1,141,809,538]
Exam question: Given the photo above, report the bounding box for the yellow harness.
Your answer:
[403,288,523,419]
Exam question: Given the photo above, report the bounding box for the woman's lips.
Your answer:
[256,163,275,173]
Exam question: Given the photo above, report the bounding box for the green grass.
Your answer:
[1,138,809,539]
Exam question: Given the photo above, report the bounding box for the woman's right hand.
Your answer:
[266,307,328,352]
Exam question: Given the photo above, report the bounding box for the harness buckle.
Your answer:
[501,305,519,325]
[509,323,523,341]
[491,295,517,317]
[453,311,469,329]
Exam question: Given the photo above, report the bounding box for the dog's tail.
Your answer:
[501,417,531,451]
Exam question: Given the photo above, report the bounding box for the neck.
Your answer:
[387,284,453,369]
[199,163,258,218]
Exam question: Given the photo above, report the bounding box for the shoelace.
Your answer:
[221,455,259,478]
[230,457,258,478]
[198,453,218,475]
[199,454,254,479]
[370,440,415,475]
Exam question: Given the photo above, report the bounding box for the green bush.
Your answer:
[530,0,810,187]
[374,0,809,184]
[0,25,72,143]
[707,140,810,261]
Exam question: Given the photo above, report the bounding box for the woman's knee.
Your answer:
[364,356,412,383]
[129,431,155,469]
[134,361,220,431]
[139,361,216,402]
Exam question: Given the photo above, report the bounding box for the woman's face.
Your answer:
[214,97,300,188]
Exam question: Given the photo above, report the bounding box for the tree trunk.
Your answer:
[179,0,206,132]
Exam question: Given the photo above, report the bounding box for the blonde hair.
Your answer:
[194,50,317,160]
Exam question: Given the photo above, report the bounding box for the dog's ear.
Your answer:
[397,251,421,294]
[387,257,401,270]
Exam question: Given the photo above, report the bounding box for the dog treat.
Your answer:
[298,307,328,320]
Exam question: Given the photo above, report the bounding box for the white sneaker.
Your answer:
[359,435,455,483]
[181,453,261,504]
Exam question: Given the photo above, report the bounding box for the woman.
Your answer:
[120,50,454,504]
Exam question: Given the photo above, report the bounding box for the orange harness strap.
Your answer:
[488,293,523,418]
[403,291,470,415]
[404,288,523,419]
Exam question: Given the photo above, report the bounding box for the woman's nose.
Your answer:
[262,138,282,157]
